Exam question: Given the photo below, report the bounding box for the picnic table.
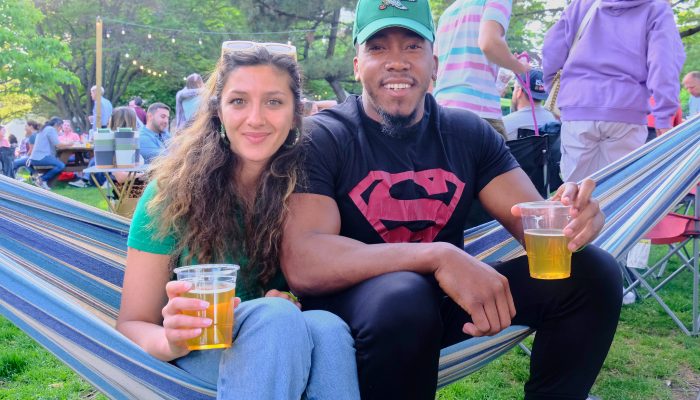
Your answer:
[57,145,94,172]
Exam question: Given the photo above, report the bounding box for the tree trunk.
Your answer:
[327,78,346,103]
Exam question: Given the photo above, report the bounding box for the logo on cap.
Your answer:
[379,0,416,10]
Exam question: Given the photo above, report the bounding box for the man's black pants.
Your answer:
[302,245,622,400]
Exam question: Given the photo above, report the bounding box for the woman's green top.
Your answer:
[127,182,287,301]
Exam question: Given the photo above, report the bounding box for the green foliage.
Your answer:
[0,88,36,122]
[0,0,77,98]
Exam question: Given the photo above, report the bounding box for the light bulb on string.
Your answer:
[198,38,203,45]
[164,70,168,74]
[147,69,152,73]
[147,32,152,39]
[125,52,130,58]
[132,60,137,65]
[121,26,125,35]
[171,36,176,44]
[106,30,111,39]
[140,65,144,70]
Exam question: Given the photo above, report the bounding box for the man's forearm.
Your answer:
[282,234,448,296]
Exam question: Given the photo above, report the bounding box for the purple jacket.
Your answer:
[542,0,684,128]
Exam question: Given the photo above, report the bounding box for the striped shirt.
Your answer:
[433,0,512,120]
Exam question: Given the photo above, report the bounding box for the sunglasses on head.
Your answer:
[221,41,297,60]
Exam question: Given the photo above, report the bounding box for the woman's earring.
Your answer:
[220,124,230,146]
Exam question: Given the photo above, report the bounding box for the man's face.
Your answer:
[354,27,437,128]
[90,89,97,101]
[129,100,136,107]
[683,76,700,97]
[147,108,170,133]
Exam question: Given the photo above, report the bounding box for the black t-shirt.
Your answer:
[299,94,518,249]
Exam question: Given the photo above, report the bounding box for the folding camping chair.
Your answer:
[623,183,700,336]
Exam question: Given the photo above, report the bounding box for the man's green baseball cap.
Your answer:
[353,0,435,45]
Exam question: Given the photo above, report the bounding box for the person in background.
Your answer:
[60,120,81,143]
[72,106,146,189]
[646,96,683,142]
[27,117,73,190]
[139,103,171,164]
[175,73,204,129]
[129,96,148,126]
[90,85,114,130]
[543,0,684,182]
[0,125,13,177]
[302,98,319,117]
[433,0,530,140]
[12,121,40,178]
[683,71,700,117]
[502,68,557,140]
[117,43,359,399]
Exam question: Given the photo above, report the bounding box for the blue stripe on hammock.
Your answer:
[0,215,125,291]
[0,260,216,399]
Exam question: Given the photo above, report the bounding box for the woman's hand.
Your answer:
[162,280,241,358]
[265,289,301,309]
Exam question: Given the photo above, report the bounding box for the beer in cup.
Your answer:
[174,264,239,350]
[518,201,572,279]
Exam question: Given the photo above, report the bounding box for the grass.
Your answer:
[1,183,699,399]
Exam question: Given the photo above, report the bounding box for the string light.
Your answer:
[171,36,176,44]
[121,26,126,35]
[125,52,130,58]
[147,32,152,39]
[106,30,111,38]
[198,38,203,45]
[132,60,137,65]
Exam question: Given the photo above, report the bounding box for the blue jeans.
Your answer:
[174,297,360,400]
[27,156,65,181]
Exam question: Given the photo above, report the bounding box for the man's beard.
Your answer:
[376,107,417,139]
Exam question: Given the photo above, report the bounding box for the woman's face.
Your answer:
[219,65,295,172]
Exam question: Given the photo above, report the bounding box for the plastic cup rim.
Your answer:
[174,264,240,277]
[517,200,569,210]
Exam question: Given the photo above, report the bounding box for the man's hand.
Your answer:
[518,178,604,252]
[432,243,515,337]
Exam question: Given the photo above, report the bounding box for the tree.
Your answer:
[34,0,247,131]
[235,0,358,101]
[0,0,76,120]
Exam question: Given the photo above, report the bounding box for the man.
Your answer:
[543,0,684,182]
[129,96,148,127]
[281,1,621,399]
[90,86,113,130]
[503,69,557,140]
[683,71,700,117]
[139,102,171,164]
[433,0,529,140]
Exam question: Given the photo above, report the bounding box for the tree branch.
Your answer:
[680,24,700,38]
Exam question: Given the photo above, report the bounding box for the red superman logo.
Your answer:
[348,169,465,243]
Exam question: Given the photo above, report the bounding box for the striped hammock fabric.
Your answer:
[0,115,698,398]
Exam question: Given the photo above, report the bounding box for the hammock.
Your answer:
[0,115,698,398]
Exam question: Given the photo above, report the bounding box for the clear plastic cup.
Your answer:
[173,264,240,350]
[518,201,572,279]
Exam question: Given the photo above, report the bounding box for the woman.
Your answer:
[27,117,70,190]
[116,44,359,399]
[175,73,204,130]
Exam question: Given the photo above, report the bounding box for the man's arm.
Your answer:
[478,20,529,75]
[281,193,516,337]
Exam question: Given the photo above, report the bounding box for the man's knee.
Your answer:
[354,272,442,345]
[573,245,622,302]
